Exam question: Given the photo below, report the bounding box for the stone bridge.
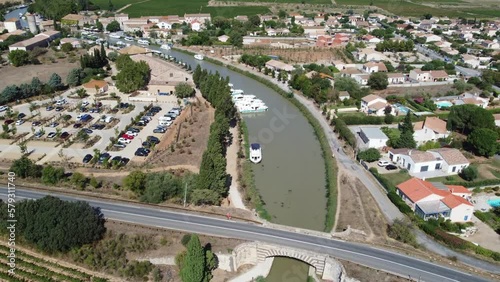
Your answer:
[226,242,346,281]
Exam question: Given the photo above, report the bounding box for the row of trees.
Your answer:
[375,39,415,52]
[239,54,271,69]
[289,72,334,104]
[115,55,151,93]
[177,235,218,282]
[80,44,108,69]
[193,65,235,204]
[0,74,63,104]
[0,196,105,253]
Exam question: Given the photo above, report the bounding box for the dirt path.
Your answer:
[116,0,151,13]
[75,164,199,177]
[226,126,247,210]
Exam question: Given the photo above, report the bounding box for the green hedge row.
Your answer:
[331,117,357,148]
[444,179,500,188]
[405,98,431,112]
[226,65,338,232]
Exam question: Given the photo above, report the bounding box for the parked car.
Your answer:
[120,157,130,166]
[119,102,130,109]
[15,119,24,126]
[144,111,155,117]
[81,101,89,107]
[385,164,398,171]
[111,156,122,163]
[118,137,131,144]
[139,147,151,154]
[125,131,138,137]
[147,136,160,144]
[134,149,148,156]
[122,134,134,140]
[83,128,93,134]
[4,119,14,125]
[90,108,100,113]
[378,160,390,167]
[90,123,105,130]
[136,121,146,126]
[73,123,82,128]
[98,153,111,164]
[153,127,166,133]
[47,132,56,138]
[82,154,93,163]
[151,106,162,112]
[32,121,41,126]
[127,127,140,133]
[34,131,44,138]
[56,99,66,106]
[0,105,9,112]
[49,122,59,127]
[114,143,126,148]
[55,106,64,112]
[46,106,54,111]
[17,113,26,119]
[60,132,70,139]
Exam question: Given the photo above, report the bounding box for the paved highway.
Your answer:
[1,187,495,282]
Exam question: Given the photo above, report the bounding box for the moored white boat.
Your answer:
[249,143,262,164]
[160,44,171,50]
[231,89,244,95]
[109,33,121,39]
[194,54,204,60]
[138,39,149,45]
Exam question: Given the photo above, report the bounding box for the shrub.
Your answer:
[387,218,418,247]
[460,166,478,181]
[358,148,381,162]
[181,234,192,246]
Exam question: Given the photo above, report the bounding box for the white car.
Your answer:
[125,131,138,137]
[81,101,89,107]
[378,160,390,167]
[118,138,131,144]
[15,119,24,125]
[0,105,9,112]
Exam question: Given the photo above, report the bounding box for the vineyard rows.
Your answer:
[0,243,107,282]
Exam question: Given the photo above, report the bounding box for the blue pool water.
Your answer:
[435,101,453,108]
[487,198,500,208]
[394,103,410,114]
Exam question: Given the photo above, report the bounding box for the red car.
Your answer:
[4,119,14,125]
[122,134,134,140]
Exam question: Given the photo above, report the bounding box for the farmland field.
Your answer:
[335,0,500,18]
[226,0,332,3]
[92,0,271,17]
[0,243,106,282]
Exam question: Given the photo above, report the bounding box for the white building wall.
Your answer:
[444,163,469,174]
[449,204,473,222]
[368,137,388,148]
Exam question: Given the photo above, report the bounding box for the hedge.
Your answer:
[444,179,500,188]
[405,98,430,112]
[331,117,356,148]
[341,115,384,125]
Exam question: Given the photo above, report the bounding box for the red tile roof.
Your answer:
[397,178,472,208]
[446,185,471,194]
[441,194,473,208]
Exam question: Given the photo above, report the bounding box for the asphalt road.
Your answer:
[1,187,495,282]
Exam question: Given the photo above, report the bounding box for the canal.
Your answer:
[105,38,325,280]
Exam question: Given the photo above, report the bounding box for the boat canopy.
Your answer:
[250,143,261,150]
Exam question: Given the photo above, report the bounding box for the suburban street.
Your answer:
[1,187,496,282]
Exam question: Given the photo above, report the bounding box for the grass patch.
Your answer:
[385,171,411,187]
[474,210,500,235]
[92,0,142,9]
[120,0,270,17]
[426,174,463,183]
[489,169,500,179]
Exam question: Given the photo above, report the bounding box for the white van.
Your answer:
[159,120,173,127]
[100,115,114,123]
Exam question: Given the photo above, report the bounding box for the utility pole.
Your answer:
[183,182,188,207]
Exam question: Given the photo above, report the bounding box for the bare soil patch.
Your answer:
[0,49,85,90]
[146,97,214,168]
[340,260,408,282]
[335,171,388,241]
[374,84,480,98]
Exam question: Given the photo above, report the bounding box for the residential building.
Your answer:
[352,74,370,86]
[191,20,201,31]
[234,15,248,22]
[387,73,405,84]
[481,40,499,49]
[413,117,449,144]
[4,18,21,32]
[423,34,441,42]
[60,38,81,49]
[362,34,381,44]
[157,20,172,30]
[8,31,61,52]
[82,79,109,94]
[396,178,473,222]
[303,26,326,38]
[361,94,388,116]
[356,127,389,149]
[409,69,449,82]
[114,13,129,29]
[356,48,386,61]
[338,91,350,101]
[183,13,211,24]
[123,19,148,32]
[455,92,489,108]
[0,30,26,42]
[265,59,294,72]
[388,148,469,175]
[363,62,388,73]
[462,54,481,68]
[39,20,55,31]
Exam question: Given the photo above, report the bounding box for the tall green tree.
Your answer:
[106,20,121,32]
[175,83,195,98]
[48,73,63,91]
[447,104,495,134]
[396,111,416,148]
[367,72,389,90]
[8,50,30,67]
[123,170,147,194]
[180,235,205,282]
[467,128,498,157]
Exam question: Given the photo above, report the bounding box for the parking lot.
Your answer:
[0,90,180,166]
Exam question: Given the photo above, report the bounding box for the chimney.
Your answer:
[408,149,412,156]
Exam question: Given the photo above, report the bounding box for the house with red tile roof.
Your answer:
[413,117,450,144]
[396,178,473,222]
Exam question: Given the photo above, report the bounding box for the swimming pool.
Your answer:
[435,101,453,108]
[394,103,410,114]
[487,198,500,208]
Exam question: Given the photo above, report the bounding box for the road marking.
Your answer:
[103,209,469,282]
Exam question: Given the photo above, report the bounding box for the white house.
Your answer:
[409,69,449,82]
[387,73,405,84]
[356,127,389,149]
[183,13,211,24]
[363,62,388,73]
[191,20,201,31]
[218,35,229,43]
[4,18,21,32]
[338,91,350,101]
[265,59,294,72]
[413,117,450,144]
[157,21,172,30]
[423,34,441,42]
[480,40,499,50]
[396,178,473,222]
[362,34,381,44]
[361,94,388,116]
[462,54,481,68]
[388,148,469,175]
[356,48,386,62]
[352,74,370,86]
